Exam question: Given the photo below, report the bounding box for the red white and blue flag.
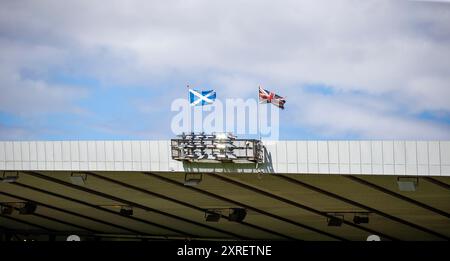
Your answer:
[259,86,286,109]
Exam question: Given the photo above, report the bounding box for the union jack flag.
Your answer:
[259,86,286,109]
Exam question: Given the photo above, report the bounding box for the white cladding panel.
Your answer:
[0,140,448,176]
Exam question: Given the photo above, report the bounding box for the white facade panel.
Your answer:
[417,141,429,165]
[395,164,406,175]
[105,141,114,162]
[317,141,328,164]
[339,164,350,174]
[13,142,22,161]
[371,141,382,165]
[382,141,394,165]
[131,141,141,162]
[141,141,150,162]
[329,163,339,174]
[36,141,45,161]
[428,141,440,165]
[405,141,417,165]
[328,141,339,164]
[286,141,297,164]
[29,142,37,161]
[45,141,54,162]
[21,142,30,161]
[318,163,329,174]
[372,164,383,175]
[418,165,429,175]
[406,165,418,175]
[287,163,297,173]
[4,142,13,161]
[149,141,159,162]
[360,141,372,164]
[442,165,450,175]
[441,141,450,165]
[307,141,318,164]
[349,141,361,165]
[62,142,70,161]
[361,165,372,174]
[96,141,105,162]
[123,141,132,162]
[296,141,308,164]
[276,141,287,164]
[113,141,123,161]
[53,142,62,162]
[338,141,350,164]
[298,163,308,173]
[394,141,406,165]
[0,142,5,162]
[87,141,96,162]
[429,165,441,176]
[264,142,277,165]
[79,141,88,162]
[70,141,79,161]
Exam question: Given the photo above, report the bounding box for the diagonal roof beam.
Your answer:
[144,172,347,241]
[22,171,240,239]
[345,176,450,219]
[205,172,399,241]
[275,174,446,240]
[1,189,144,235]
[88,171,295,240]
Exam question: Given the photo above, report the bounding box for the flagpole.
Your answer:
[257,85,261,141]
[187,84,192,134]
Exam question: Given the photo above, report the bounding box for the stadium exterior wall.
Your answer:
[0,140,449,176]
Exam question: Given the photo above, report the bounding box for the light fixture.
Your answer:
[327,215,343,227]
[1,171,19,183]
[70,172,87,186]
[205,212,221,222]
[367,235,381,241]
[67,235,81,241]
[228,208,247,222]
[184,173,202,186]
[119,206,133,216]
[19,202,37,215]
[353,215,369,224]
[1,205,13,215]
[397,177,418,192]
[171,132,263,163]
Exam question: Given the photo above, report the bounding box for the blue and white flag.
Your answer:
[189,89,216,106]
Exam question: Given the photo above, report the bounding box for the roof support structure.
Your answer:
[274,174,447,240]
[88,171,293,240]
[144,172,347,241]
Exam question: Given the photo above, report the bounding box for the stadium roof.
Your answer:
[1,140,449,241]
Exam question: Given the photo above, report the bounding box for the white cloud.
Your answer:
[0,0,449,138]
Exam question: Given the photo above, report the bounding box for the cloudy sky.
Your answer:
[1,0,449,140]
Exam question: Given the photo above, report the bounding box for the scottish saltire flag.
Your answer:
[259,86,286,109]
[189,89,216,106]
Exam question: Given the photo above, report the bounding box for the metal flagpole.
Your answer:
[257,85,261,141]
[187,84,192,134]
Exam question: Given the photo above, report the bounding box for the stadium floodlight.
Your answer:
[228,208,247,222]
[205,211,221,222]
[184,173,202,186]
[397,177,418,192]
[70,172,87,186]
[119,206,133,216]
[353,215,369,224]
[0,205,13,215]
[19,202,37,215]
[327,215,343,227]
[1,171,19,183]
[171,132,263,163]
